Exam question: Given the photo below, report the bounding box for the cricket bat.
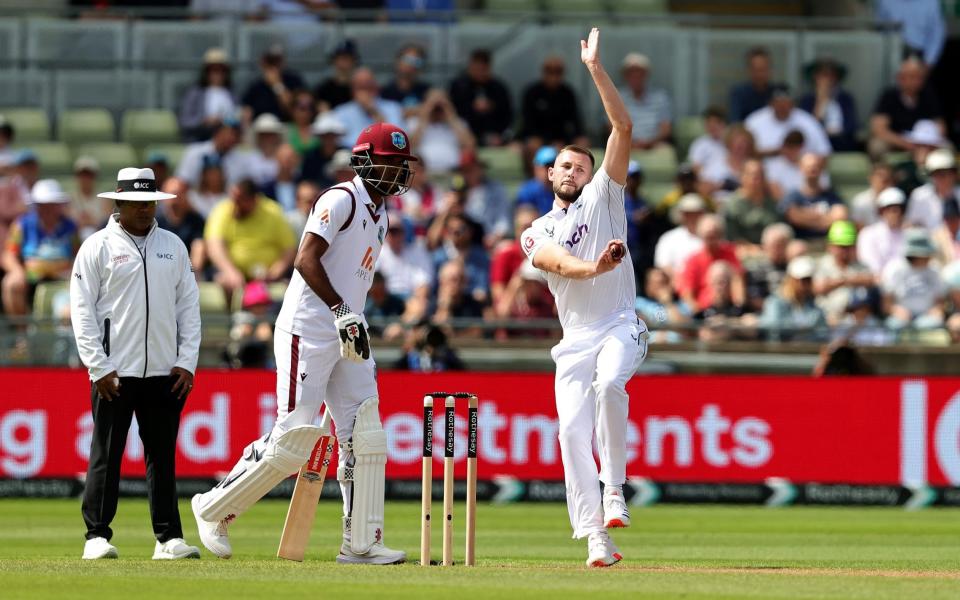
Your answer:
[277,407,334,561]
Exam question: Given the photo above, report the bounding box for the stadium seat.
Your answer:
[121,109,179,147]
[675,116,705,162]
[59,109,115,146]
[828,152,871,187]
[644,182,675,207]
[615,0,668,15]
[0,108,51,143]
[478,146,525,182]
[198,282,229,315]
[631,147,678,183]
[75,143,138,177]
[140,143,187,171]
[835,184,864,204]
[15,142,73,177]
[32,281,69,320]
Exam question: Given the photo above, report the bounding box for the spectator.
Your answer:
[835,286,894,347]
[493,259,555,335]
[619,52,672,150]
[429,212,489,303]
[892,119,948,195]
[490,205,539,310]
[286,89,320,157]
[204,179,296,300]
[364,270,406,326]
[675,214,746,313]
[0,154,27,257]
[813,220,875,325]
[301,111,346,186]
[858,187,908,276]
[156,177,206,277]
[780,153,848,239]
[448,49,513,146]
[145,152,171,190]
[224,280,276,369]
[745,85,832,157]
[10,150,39,200]
[176,119,249,191]
[933,197,960,264]
[378,214,434,322]
[623,160,652,268]
[325,148,355,184]
[729,47,775,123]
[248,112,287,186]
[850,162,894,227]
[457,152,511,249]
[381,44,430,119]
[68,156,111,240]
[745,222,793,311]
[285,179,320,239]
[906,148,960,230]
[261,144,300,213]
[654,193,705,277]
[392,321,465,371]
[724,158,780,247]
[635,266,691,330]
[394,162,438,232]
[430,258,485,326]
[656,163,715,219]
[882,228,946,329]
[408,88,476,175]
[314,39,359,112]
[516,146,557,216]
[700,125,757,202]
[759,255,828,340]
[875,0,946,67]
[188,155,227,218]
[178,47,237,142]
[798,57,858,152]
[943,261,960,342]
[241,44,305,123]
[764,130,809,199]
[869,57,944,157]
[518,56,586,150]
[0,115,14,165]
[333,67,404,148]
[688,106,727,171]
[1,180,79,316]
[696,261,751,343]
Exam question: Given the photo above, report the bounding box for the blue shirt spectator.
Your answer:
[333,67,405,148]
[876,0,946,67]
[728,47,775,123]
[516,146,557,215]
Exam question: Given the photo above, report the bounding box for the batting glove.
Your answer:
[332,302,370,363]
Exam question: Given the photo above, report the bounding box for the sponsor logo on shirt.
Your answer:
[156,252,174,260]
[523,235,535,251]
[564,223,589,249]
[355,246,375,282]
[111,254,130,265]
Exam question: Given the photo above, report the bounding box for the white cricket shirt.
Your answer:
[521,167,639,330]
[276,176,387,339]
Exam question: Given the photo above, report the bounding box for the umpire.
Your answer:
[70,167,202,560]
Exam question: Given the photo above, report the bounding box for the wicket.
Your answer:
[420,392,478,566]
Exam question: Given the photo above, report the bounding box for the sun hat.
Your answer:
[30,179,71,204]
[97,167,176,201]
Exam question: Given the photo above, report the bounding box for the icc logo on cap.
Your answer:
[391,131,407,150]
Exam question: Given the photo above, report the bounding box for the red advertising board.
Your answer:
[1,369,958,487]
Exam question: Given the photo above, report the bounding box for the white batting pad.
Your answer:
[347,397,387,553]
[197,424,323,522]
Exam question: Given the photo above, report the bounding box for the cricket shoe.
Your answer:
[152,538,201,560]
[603,487,631,528]
[82,537,118,560]
[586,531,622,568]
[191,493,233,559]
[336,536,406,565]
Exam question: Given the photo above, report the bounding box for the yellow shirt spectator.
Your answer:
[204,194,296,279]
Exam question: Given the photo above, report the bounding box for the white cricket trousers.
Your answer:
[551,311,647,539]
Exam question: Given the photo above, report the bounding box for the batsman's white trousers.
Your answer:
[551,310,647,539]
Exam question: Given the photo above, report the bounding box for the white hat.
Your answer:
[73,155,100,174]
[622,52,650,70]
[676,193,706,213]
[925,148,957,173]
[787,256,816,279]
[204,47,229,65]
[97,167,175,201]
[30,179,71,204]
[325,149,354,179]
[905,120,946,148]
[877,186,906,208]
[312,112,346,136]
[252,112,286,135]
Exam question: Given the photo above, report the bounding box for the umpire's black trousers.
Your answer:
[82,376,186,542]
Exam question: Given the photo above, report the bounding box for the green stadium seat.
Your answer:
[121,109,179,147]
[75,143,138,177]
[198,282,228,315]
[675,116,705,162]
[478,146,525,182]
[615,0,668,15]
[15,142,73,177]
[828,152,871,187]
[141,143,186,171]
[542,0,608,15]
[0,108,50,143]
[631,147,678,183]
[59,108,115,146]
[836,184,865,204]
[32,281,70,320]
[644,182,675,208]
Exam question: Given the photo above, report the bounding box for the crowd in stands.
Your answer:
[4,28,960,369]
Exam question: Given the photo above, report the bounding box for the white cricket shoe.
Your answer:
[152,538,201,560]
[82,537,118,560]
[603,487,631,528]
[586,531,622,568]
[191,493,233,559]
[336,541,406,565]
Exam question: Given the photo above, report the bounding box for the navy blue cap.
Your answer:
[331,39,358,59]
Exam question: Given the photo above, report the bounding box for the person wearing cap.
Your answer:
[850,162,895,227]
[858,187,908,276]
[315,39,359,112]
[241,43,306,123]
[333,67,405,150]
[906,148,960,230]
[178,47,237,143]
[408,88,476,175]
[745,84,832,158]
[798,57,858,152]
[759,255,828,341]
[156,177,206,277]
[654,193,706,276]
[881,227,946,329]
[175,118,251,192]
[728,47,775,123]
[619,52,672,151]
[869,57,945,157]
[812,220,875,324]
[70,168,201,560]
[518,56,587,150]
[516,146,559,216]
[448,48,514,147]
[246,113,286,186]
[890,119,947,196]
[381,43,430,119]
[932,197,960,264]
[780,153,847,240]
[69,156,111,240]
[656,162,715,218]
[724,158,780,247]
[301,111,347,186]
[192,122,417,565]
[688,106,728,173]
[1,179,80,317]
[675,214,747,313]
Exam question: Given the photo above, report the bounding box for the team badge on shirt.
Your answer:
[378,226,385,244]
[391,131,407,150]
[319,208,330,225]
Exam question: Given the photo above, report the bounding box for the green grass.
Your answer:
[1,499,959,599]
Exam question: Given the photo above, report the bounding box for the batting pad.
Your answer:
[346,396,387,553]
[197,424,323,522]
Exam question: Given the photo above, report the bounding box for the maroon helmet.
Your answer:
[351,122,419,196]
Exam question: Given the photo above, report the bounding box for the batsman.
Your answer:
[191,123,418,564]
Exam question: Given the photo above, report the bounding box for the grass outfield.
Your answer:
[0,499,958,599]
